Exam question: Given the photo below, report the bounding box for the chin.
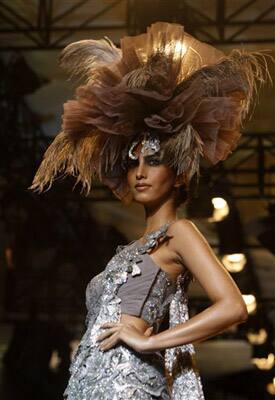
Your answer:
[132,192,162,206]
[133,193,151,203]
[131,191,150,202]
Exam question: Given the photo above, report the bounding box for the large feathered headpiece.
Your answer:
[29,21,272,203]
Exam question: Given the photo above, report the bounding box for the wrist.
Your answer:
[144,334,160,353]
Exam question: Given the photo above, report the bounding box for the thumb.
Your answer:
[144,326,154,337]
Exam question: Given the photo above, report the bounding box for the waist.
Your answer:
[120,313,151,333]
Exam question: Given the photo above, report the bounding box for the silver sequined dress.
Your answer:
[63,222,205,399]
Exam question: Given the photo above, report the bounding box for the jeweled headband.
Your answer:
[128,132,161,160]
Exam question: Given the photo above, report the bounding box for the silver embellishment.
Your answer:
[128,139,140,159]
[141,132,161,156]
[130,262,141,276]
[128,132,161,159]
[164,271,205,399]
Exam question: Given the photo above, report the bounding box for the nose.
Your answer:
[136,157,146,180]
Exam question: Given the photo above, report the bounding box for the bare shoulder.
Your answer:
[172,218,196,229]
[167,218,209,256]
[168,218,204,238]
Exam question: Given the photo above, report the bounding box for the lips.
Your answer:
[135,183,151,190]
[135,184,149,187]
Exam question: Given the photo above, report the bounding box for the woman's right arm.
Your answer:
[145,219,248,352]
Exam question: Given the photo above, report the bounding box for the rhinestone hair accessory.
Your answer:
[128,132,161,160]
[29,21,272,204]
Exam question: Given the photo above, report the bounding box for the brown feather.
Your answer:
[29,130,104,196]
[59,37,121,82]
[163,124,204,183]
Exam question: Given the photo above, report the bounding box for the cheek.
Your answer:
[150,166,175,191]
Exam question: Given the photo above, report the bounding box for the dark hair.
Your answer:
[174,183,190,208]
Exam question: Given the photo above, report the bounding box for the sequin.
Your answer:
[63,221,205,399]
[128,131,161,159]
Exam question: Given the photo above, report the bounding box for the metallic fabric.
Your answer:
[164,270,205,399]
[63,222,205,399]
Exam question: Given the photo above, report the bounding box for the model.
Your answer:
[29,21,271,399]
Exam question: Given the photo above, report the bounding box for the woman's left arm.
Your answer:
[146,219,248,353]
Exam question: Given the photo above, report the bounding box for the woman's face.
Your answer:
[126,150,177,206]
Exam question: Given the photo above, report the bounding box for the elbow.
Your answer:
[237,306,249,323]
[231,302,249,324]
[221,298,248,326]
[238,296,249,322]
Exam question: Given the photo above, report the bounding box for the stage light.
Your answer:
[221,253,247,272]
[266,377,275,395]
[251,353,275,370]
[246,328,268,345]
[243,294,257,314]
[49,350,61,371]
[208,197,230,222]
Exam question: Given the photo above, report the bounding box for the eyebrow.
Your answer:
[144,154,160,159]
[144,151,164,160]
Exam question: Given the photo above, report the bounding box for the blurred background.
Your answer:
[0,1,275,399]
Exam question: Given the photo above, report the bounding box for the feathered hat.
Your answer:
[29,21,272,204]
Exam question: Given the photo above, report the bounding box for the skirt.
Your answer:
[63,341,171,400]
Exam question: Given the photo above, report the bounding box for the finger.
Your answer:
[100,333,120,351]
[96,327,119,342]
[144,326,154,337]
[101,322,122,328]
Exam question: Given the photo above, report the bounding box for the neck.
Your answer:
[143,198,178,235]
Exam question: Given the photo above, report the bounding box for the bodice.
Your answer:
[85,221,185,330]
[116,242,177,328]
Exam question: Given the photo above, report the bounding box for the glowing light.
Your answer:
[174,41,187,55]
[243,294,257,314]
[208,197,230,222]
[165,41,187,57]
[246,328,268,345]
[252,353,275,370]
[212,197,227,209]
[49,350,61,371]
[222,253,247,272]
[266,377,275,395]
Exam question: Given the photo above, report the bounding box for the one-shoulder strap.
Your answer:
[115,219,177,255]
[136,219,177,253]
[115,239,136,254]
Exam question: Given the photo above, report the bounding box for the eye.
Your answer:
[127,158,139,169]
[146,157,162,166]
